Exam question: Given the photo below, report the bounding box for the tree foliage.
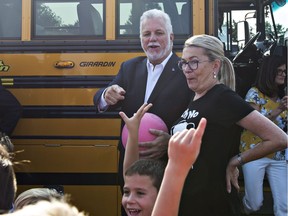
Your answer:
[123,3,162,34]
[265,21,286,37]
[36,4,62,27]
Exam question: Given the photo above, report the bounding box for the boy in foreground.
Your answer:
[119,103,206,216]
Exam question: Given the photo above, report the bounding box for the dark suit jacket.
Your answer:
[93,52,193,187]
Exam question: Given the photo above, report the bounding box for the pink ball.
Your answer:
[121,113,168,148]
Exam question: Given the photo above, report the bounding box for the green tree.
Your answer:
[36,3,62,27]
[231,20,237,42]
[265,21,286,38]
[123,3,162,34]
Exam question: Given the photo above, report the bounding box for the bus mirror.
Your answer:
[237,21,250,48]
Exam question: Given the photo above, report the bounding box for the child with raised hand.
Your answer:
[119,103,207,216]
[119,103,153,175]
[119,103,166,216]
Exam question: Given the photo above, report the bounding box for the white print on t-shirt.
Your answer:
[171,109,199,134]
[181,109,199,119]
[171,120,196,133]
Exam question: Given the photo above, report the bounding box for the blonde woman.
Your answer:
[169,34,287,216]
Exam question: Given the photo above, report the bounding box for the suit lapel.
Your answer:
[134,58,148,105]
[147,54,179,103]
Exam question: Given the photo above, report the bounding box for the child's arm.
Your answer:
[151,118,207,216]
[119,103,152,177]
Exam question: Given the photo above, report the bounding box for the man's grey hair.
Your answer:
[139,9,173,39]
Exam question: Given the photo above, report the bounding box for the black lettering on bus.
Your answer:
[0,61,9,72]
[79,61,116,67]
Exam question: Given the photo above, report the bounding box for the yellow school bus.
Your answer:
[0,0,286,215]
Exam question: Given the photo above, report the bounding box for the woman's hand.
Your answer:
[279,96,288,111]
[226,156,240,193]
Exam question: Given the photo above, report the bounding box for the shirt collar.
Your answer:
[146,52,173,70]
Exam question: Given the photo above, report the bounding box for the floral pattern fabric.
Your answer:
[240,87,287,160]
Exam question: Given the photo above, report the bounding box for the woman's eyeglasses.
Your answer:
[178,60,210,71]
[277,69,287,76]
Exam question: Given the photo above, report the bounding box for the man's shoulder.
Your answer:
[124,56,147,65]
[170,52,181,59]
[123,53,179,65]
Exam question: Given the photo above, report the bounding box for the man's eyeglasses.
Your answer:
[277,69,287,76]
[178,60,210,71]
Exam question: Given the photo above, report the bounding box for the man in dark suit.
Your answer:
[93,9,192,214]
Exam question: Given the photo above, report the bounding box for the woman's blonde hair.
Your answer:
[184,34,235,90]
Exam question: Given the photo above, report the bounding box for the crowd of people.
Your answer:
[1,8,287,216]
[95,8,287,216]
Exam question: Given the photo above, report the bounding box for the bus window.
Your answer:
[270,1,288,46]
[218,9,256,57]
[0,0,21,39]
[117,0,191,37]
[33,0,104,38]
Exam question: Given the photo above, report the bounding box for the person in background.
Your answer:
[0,144,16,214]
[240,55,287,216]
[93,9,192,214]
[169,34,287,216]
[0,85,22,137]
[13,188,64,211]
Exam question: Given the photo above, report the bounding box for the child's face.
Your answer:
[122,174,158,216]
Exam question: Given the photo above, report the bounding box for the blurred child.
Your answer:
[2,199,87,216]
[14,187,64,211]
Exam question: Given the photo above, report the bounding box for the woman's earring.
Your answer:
[213,72,217,79]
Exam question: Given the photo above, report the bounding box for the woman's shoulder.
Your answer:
[245,87,268,104]
[246,87,261,96]
[212,84,239,97]
[214,84,253,107]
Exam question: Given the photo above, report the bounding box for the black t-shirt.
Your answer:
[171,84,254,216]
